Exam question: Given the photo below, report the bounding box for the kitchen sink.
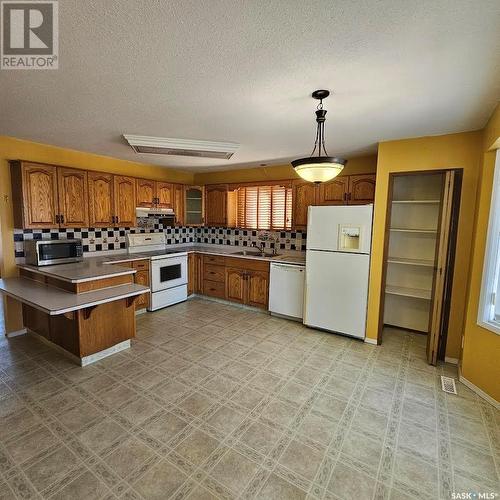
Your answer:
[231,250,263,256]
[231,250,282,258]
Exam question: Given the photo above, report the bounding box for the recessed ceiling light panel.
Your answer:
[123,134,239,160]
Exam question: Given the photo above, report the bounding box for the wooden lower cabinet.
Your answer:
[202,255,227,299]
[247,271,269,308]
[133,260,150,310]
[134,270,149,310]
[190,253,270,309]
[119,259,150,310]
[188,253,202,295]
[203,279,226,299]
[226,268,246,303]
[225,257,270,309]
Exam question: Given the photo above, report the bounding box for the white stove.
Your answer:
[127,233,188,310]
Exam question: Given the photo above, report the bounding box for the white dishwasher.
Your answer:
[269,262,305,320]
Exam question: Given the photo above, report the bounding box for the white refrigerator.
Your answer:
[304,205,373,339]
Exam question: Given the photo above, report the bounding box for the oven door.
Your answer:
[151,256,187,291]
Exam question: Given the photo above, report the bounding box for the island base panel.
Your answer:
[22,298,136,360]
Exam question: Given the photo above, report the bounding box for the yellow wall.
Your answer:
[460,104,500,402]
[0,136,194,332]
[193,154,377,184]
[365,131,483,360]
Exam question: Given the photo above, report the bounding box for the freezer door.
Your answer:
[304,250,370,338]
[306,205,373,254]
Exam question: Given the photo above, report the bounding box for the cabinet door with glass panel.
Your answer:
[185,186,204,226]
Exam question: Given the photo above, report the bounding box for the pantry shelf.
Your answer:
[390,228,438,234]
[392,200,441,204]
[387,257,435,267]
[385,285,432,300]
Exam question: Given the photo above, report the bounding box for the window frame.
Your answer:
[231,181,293,231]
[477,149,500,335]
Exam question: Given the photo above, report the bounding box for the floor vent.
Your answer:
[441,376,457,394]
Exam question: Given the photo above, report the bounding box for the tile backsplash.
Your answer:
[197,227,306,251]
[13,220,306,263]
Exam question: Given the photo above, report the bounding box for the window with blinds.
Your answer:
[235,184,292,230]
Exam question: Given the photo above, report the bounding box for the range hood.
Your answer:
[136,207,175,218]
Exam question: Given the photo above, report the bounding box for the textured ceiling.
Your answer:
[1,0,499,172]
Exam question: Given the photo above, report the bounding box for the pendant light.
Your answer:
[292,90,346,183]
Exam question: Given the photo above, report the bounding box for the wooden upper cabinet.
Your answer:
[348,174,376,204]
[205,184,227,226]
[292,180,317,229]
[173,184,184,225]
[57,167,89,228]
[88,172,114,227]
[247,271,269,308]
[156,182,173,208]
[226,268,245,303]
[11,162,59,228]
[318,177,349,205]
[113,175,136,227]
[136,179,155,207]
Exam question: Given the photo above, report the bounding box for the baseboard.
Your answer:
[80,340,130,366]
[6,328,27,338]
[458,366,499,409]
[28,330,131,367]
[444,356,459,365]
[364,337,378,345]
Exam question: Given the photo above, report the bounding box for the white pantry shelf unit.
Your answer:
[381,169,462,366]
[383,173,444,333]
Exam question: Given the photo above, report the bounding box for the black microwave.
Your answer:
[24,239,84,266]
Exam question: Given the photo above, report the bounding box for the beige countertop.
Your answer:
[18,260,137,283]
[16,245,305,284]
[101,244,306,265]
[0,278,149,315]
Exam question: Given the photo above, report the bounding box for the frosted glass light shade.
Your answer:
[292,157,346,183]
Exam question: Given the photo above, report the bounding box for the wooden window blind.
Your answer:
[235,184,292,230]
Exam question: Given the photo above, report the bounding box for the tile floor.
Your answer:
[0,297,498,499]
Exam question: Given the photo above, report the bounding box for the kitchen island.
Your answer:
[0,260,149,366]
